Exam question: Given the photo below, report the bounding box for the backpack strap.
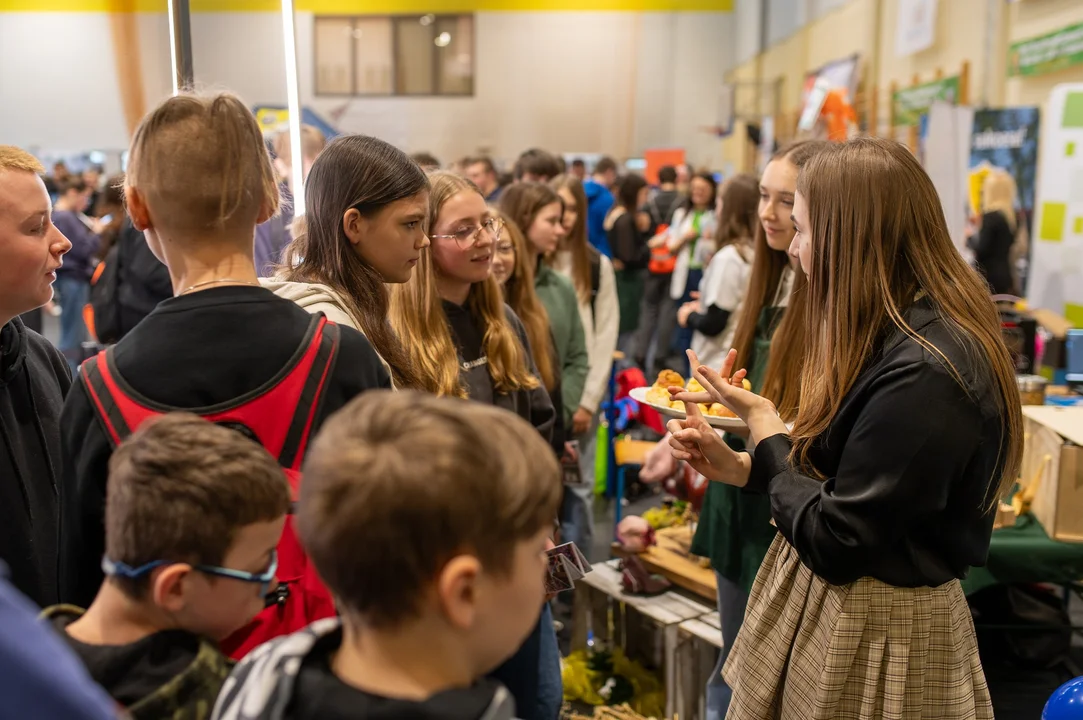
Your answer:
[278,320,339,471]
[80,315,340,469]
[81,350,136,447]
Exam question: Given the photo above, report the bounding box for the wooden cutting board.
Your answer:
[615,525,718,602]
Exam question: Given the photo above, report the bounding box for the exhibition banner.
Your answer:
[893,76,959,126]
[968,107,1041,292]
[1009,22,1083,78]
[1029,85,1083,327]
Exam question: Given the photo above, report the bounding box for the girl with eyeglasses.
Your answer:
[390,172,559,720]
[389,172,555,438]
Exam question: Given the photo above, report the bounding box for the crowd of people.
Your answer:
[0,85,1021,720]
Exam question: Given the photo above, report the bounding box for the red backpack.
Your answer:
[79,314,340,659]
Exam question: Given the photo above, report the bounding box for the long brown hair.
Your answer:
[390,173,539,398]
[493,209,558,391]
[282,135,428,389]
[500,182,561,255]
[730,141,828,420]
[714,173,759,252]
[792,137,1023,505]
[549,174,594,304]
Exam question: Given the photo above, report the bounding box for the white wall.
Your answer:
[733,0,764,65]
[0,14,129,153]
[1,9,733,169]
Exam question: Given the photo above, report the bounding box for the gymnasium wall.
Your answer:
[0,1,734,169]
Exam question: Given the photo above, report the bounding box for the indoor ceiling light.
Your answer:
[435,31,451,47]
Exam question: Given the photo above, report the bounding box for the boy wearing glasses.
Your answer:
[44,413,290,719]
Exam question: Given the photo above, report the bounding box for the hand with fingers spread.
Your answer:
[670,348,790,445]
[666,400,751,486]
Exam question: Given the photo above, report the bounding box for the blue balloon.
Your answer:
[1044,677,1083,719]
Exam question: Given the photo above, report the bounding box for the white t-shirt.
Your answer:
[690,244,753,369]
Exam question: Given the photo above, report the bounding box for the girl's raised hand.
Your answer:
[666,401,750,487]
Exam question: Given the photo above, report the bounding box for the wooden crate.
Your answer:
[1025,406,1083,542]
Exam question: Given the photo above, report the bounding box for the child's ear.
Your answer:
[151,564,193,614]
[126,186,152,232]
[342,208,368,248]
[437,555,482,630]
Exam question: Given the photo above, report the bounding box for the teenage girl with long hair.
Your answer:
[500,183,589,432]
[547,176,619,554]
[490,209,559,395]
[265,134,430,389]
[548,175,619,437]
[670,137,1021,719]
[676,173,759,370]
[605,173,649,344]
[389,171,559,720]
[640,140,828,720]
[661,171,717,372]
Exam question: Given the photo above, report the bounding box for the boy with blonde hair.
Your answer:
[212,391,563,720]
[46,412,291,718]
[0,145,72,607]
[59,92,390,622]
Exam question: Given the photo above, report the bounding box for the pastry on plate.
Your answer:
[686,377,704,393]
[708,403,737,418]
[645,385,671,407]
[654,369,684,389]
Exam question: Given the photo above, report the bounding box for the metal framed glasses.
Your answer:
[102,550,279,597]
[430,217,504,249]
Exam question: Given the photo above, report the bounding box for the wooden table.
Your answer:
[572,559,715,720]
[614,525,718,602]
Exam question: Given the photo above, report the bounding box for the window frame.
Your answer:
[312,14,476,99]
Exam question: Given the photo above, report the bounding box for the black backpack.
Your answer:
[89,244,121,345]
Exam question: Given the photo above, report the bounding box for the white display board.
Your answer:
[1029,84,1083,327]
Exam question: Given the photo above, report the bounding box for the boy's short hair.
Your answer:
[594,157,618,176]
[0,146,44,175]
[126,91,280,237]
[298,391,562,628]
[657,165,677,184]
[467,156,495,174]
[410,152,441,170]
[513,148,560,181]
[105,413,291,598]
[59,178,89,196]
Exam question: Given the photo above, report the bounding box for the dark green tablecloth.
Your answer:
[962,514,1083,595]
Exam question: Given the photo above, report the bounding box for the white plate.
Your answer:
[629,386,747,431]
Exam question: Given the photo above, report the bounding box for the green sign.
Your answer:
[1009,22,1083,78]
[892,76,960,127]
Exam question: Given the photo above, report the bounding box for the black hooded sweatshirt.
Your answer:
[0,317,71,607]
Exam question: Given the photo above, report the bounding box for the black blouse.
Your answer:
[745,299,1009,588]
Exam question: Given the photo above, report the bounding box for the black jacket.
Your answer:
[0,317,71,607]
[746,298,1009,588]
[59,286,391,606]
[442,300,556,445]
[968,211,1016,296]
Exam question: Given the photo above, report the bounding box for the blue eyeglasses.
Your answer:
[102,551,279,597]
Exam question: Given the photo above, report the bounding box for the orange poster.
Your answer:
[644,148,686,185]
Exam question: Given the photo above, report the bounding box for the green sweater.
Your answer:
[534,264,589,426]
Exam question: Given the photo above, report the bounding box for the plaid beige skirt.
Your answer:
[722,534,993,720]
